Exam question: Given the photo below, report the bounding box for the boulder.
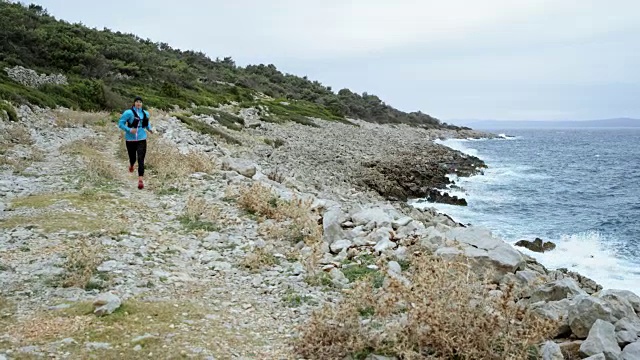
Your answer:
[549,268,603,295]
[222,158,257,178]
[579,319,621,360]
[622,341,640,360]
[530,298,573,337]
[351,207,401,228]
[93,292,122,316]
[420,226,446,248]
[528,278,587,303]
[330,240,353,254]
[444,226,525,273]
[569,295,622,338]
[391,216,413,229]
[514,237,556,253]
[434,247,463,260]
[541,340,564,360]
[615,317,640,347]
[598,289,640,315]
[322,206,346,245]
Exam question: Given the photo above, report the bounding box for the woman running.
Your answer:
[118,96,153,189]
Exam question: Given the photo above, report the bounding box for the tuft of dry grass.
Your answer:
[178,195,221,232]
[61,138,120,182]
[266,167,286,183]
[1,123,33,146]
[293,253,558,360]
[263,137,285,148]
[240,246,280,272]
[54,109,109,128]
[143,137,215,191]
[54,236,104,289]
[237,182,321,246]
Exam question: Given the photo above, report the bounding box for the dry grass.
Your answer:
[293,254,558,360]
[178,195,221,232]
[54,236,104,289]
[237,182,322,246]
[9,190,115,210]
[2,191,128,234]
[61,138,121,183]
[240,246,280,272]
[267,167,286,183]
[143,137,215,190]
[1,123,33,146]
[2,299,266,358]
[0,212,119,233]
[54,109,110,127]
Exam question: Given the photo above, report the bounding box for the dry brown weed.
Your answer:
[144,137,215,190]
[240,246,280,272]
[237,182,321,246]
[1,123,33,145]
[56,237,103,289]
[54,109,109,128]
[294,253,558,360]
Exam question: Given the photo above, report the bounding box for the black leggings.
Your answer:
[126,140,147,176]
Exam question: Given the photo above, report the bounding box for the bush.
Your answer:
[191,107,245,131]
[0,101,17,122]
[293,254,558,360]
[237,182,321,245]
[173,112,242,145]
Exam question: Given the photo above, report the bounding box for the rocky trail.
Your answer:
[0,107,335,359]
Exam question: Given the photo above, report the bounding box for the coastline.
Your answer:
[2,104,639,359]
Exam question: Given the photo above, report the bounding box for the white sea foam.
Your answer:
[513,231,640,294]
[434,138,479,157]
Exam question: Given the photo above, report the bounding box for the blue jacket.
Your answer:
[118,107,152,141]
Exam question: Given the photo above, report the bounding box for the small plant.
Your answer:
[178,195,220,232]
[2,123,33,145]
[143,137,214,191]
[263,138,285,148]
[282,290,316,308]
[237,183,322,246]
[0,101,18,122]
[266,167,286,183]
[240,247,280,272]
[173,112,242,145]
[54,237,103,289]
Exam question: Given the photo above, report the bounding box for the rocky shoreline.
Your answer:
[1,104,639,359]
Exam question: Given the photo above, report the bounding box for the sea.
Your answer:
[413,127,640,294]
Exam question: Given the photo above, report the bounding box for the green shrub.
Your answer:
[191,107,245,131]
[0,101,17,122]
[173,113,242,145]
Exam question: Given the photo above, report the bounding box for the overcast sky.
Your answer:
[33,0,640,122]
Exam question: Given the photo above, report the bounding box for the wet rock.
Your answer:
[515,237,557,253]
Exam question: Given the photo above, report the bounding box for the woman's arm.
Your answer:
[118,110,133,133]
[144,110,153,133]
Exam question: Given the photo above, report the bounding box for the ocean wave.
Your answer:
[513,230,640,294]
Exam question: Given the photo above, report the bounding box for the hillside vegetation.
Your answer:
[0,1,463,129]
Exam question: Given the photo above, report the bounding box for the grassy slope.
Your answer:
[0,1,466,130]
